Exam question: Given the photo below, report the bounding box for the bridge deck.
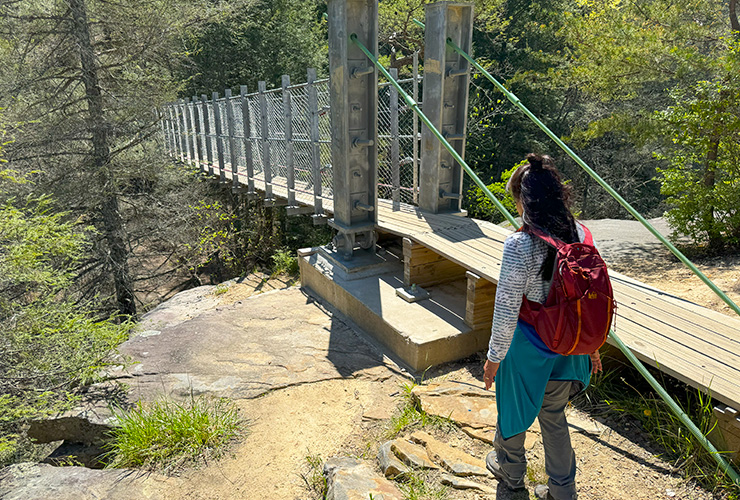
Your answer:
[375,199,740,411]
[212,163,740,410]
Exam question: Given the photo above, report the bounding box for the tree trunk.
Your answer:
[730,0,739,36]
[68,0,137,318]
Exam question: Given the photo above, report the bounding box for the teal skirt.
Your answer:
[495,320,592,439]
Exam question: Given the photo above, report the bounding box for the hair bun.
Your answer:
[526,153,544,171]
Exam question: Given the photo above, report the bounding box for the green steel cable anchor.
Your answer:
[407,18,740,487]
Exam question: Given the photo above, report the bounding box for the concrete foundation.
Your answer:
[299,247,489,372]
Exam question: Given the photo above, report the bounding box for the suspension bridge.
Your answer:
[160,1,740,479]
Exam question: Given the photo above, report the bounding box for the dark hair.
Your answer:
[507,153,578,277]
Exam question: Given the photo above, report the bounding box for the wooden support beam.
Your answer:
[403,237,466,288]
[465,271,496,331]
[713,405,740,463]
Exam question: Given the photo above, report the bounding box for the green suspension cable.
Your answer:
[408,18,740,487]
[348,34,519,228]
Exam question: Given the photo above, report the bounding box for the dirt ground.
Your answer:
[138,220,740,500]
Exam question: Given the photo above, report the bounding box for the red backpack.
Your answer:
[519,225,615,355]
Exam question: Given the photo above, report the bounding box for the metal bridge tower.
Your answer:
[419,2,474,214]
[327,0,379,259]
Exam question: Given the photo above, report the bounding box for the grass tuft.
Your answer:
[397,469,450,500]
[386,381,455,439]
[104,395,243,471]
[300,453,327,500]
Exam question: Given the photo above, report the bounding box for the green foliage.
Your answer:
[655,41,740,247]
[105,395,243,471]
[466,162,520,223]
[177,0,327,95]
[271,248,299,276]
[0,134,132,463]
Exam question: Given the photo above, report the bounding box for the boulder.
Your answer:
[0,463,176,500]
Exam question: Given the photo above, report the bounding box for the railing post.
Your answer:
[224,88,240,190]
[390,67,400,211]
[201,94,214,175]
[307,69,323,218]
[190,96,201,167]
[176,99,186,162]
[212,92,226,182]
[196,95,206,172]
[412,51,420,204]
[240,85,256,195]
[258,81,273,201]
[419,2,473,214]
[327,0,379,257]
[282,75,296,207]
[165,105,175,157]
[184,98,194,164]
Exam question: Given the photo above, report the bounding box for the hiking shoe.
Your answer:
[485,451,525,491]
[534,484,577,500]
[534,485,555,500]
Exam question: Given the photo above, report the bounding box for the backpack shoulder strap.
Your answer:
[578,223,594,246]
[523,226,566,250]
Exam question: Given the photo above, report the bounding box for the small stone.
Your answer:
[377,441,410,478]
[391,439,438,469]
[324,457,404,500]
[461,426,496,444]
[666,489,676,497]
[440,473,496,494]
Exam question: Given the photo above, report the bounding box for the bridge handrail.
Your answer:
[350,29,740,487]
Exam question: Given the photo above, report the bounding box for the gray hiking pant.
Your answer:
[494,380,578,500]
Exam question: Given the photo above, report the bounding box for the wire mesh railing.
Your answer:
[160,70,422,214]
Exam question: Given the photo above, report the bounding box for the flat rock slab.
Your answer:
[440,473,496,494]
[324,457,404,500]
[391,439,438,469]
[410,431,489,477]
[412,380,497,429]
[117,287,398,402]
[0,463,176,500]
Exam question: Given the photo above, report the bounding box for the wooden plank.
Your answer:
[612,278,740,341]
[615,301,740,365]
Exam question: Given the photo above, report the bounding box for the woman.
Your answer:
[483,153,602,500]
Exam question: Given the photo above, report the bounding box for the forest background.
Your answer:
[0,0,738,465]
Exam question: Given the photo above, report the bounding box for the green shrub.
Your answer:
[105,395,243,471]
[466,162,520,223]
[271,248,299,276]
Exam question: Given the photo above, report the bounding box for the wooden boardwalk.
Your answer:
[211,162,740,411]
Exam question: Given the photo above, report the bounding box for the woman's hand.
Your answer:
[483,359,499,390]
[590,350,603,374]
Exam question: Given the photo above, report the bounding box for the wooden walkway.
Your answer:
[375,199,740,411]
[210,162,740,411]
